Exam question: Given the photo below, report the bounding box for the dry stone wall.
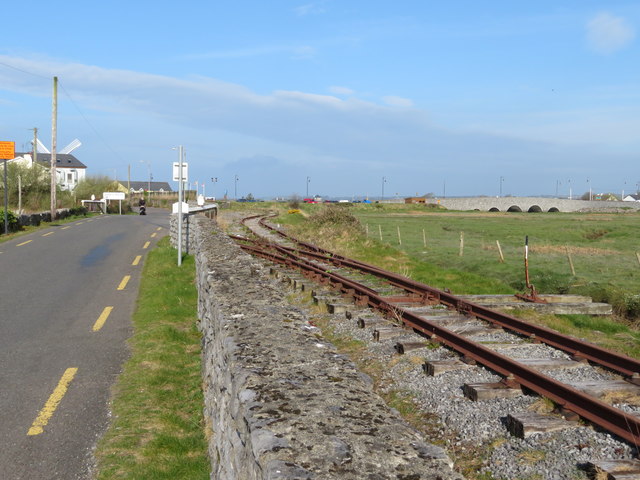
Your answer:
[186,215,464,480]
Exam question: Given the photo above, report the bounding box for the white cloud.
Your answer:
[294,2,326,17]
[328,86,354,96]
[382,95,414,108]
[586,12,635,54]
[1,54,633,198]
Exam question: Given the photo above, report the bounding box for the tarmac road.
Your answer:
[0,208,169,479]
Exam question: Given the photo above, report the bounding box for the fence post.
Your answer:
[496,240,504,263]
[566,246,576,276]
[459,232,464,257]
[397,226,402,245]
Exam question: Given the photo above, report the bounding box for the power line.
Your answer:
[57,81,126,166]
[0,59,127,170]
[0,60,50,80]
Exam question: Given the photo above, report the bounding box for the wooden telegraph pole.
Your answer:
[50,76,58,221]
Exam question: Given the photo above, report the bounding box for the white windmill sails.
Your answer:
[34,138,82,155]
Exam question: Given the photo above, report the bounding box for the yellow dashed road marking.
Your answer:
[17,240,33,246]
[132,255,142,266]
[156,227,162,231]
[92,306,113,332]
[27,368,78,436]
[61,226,70,230]
[143,241,150,249]
[150,233,157,238]
[42,232,54,237]
[117,275,131,291]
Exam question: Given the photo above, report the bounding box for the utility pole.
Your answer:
[32,127,37,165]
[50,76,58,221]
[127,164,131,208]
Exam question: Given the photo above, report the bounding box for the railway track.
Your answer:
[231,213,640,476]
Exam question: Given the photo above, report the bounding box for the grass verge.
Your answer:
[0,212,98,244]
[94,237,209,479]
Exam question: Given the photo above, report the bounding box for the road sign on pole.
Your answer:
[1,141,14,235]
[0,141,15,160]
[172,162,188,182]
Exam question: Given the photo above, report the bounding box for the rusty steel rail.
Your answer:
[234,236,640,447]
[243,217,640,382]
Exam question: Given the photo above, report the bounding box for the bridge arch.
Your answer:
[489,207,500,212]
[528,205,542,213]
[548,207,559,212]
[507,205,522,212]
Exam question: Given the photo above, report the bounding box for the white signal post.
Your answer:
[177,146,185,266]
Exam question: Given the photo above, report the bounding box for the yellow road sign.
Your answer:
[0,141,15,160]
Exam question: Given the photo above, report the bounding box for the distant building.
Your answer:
[10,152,87,191]
[623,194,640,202]
[404,196,427,204]
[114,180,173,194]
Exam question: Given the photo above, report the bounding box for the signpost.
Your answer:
[103,191,126,215]
[173,148,186,266]
[0,141,15,235]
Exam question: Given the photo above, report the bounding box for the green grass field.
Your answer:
[344,207,638,299]
[95,237,209,479]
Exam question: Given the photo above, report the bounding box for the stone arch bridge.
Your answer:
[425,197,640,213]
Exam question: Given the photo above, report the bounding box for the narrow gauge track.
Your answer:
[232,214,640,448]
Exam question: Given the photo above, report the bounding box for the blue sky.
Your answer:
[1,1,639,199]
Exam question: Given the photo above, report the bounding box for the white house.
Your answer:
[11,152,87,191]
[623,194,640,202]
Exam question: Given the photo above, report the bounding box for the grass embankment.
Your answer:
[95,237,209,479]
[274,204,640,359]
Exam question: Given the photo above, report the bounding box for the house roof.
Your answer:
[17,152,87,169]
[120,180,173,192]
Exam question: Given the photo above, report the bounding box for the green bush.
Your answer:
[106,203,132,214]
[308,206,363,231]
[621,294,640,318]
[74,176,119,202]
[68,206,88,217]
[0,208,19,233]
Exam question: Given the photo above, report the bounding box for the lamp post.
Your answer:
[234,174,239,200]
[568,179,572,200]
[555,180,561,198]
[499,176,504,197]
[306,176,311,198]
[211,177,217,200]
[587,178,592,201]
[381,176,386,201]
